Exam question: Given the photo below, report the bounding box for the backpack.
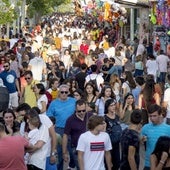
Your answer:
[104,115,122,144]
[45,91,52,109]
[89,74,98,91]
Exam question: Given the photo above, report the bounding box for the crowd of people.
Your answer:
[0,12,170,170]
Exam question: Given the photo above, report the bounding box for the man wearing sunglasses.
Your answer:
[0,61,20,109]
[22,70,38,107]
[47,84,76,170]
[62,99,93,169]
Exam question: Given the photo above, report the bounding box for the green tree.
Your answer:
[0,0,17,24]
[26,0,71,22]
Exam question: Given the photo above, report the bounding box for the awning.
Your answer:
[114,0,149,7]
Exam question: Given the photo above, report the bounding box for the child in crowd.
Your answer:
[24,115,40,164]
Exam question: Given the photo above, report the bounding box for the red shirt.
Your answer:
[80,43,89,55]
[0,136,29,170]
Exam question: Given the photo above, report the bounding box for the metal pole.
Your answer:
[130,8,134,41]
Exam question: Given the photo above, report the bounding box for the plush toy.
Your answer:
[104,1,111,21]
[154,37,161,52]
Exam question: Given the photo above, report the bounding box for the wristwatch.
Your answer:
[51,151,57,156]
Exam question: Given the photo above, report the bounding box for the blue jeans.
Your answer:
[158,72,166,83]
[70,147,79,170]
[115,65,123,77]
[55,127,75,170]
[134,69,143,77]
[111,142,120,170]
[46,156,57,170]
[55,127,64,170]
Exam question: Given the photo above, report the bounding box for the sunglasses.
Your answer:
[60,91,69,94]
[3,65,9,68]
[77,109,86,113]
[25,77,31,80]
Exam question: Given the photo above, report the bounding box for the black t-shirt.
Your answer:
[120,128,140,170]
[75,71,87,91]
[47,71,62,81]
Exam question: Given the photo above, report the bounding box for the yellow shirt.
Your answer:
[24,80,38,107]
[47,88,59,100]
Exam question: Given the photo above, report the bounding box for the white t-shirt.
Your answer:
[37,94,48,115]
[28,128,40,145]
[163,88,170,118]
[156,54,169,72]
[9,38,18,49]
[76,131,112,170]
[136,44,145,56]
[28,124,49,170]
[146,60,158,81]
[25,128,40,164]
[29,57,46,81]
[39,114,53,157]
[112,82,120,102]
[61,54,71,69]
[122,81,131,94]
[104,47,115,59]
[20,114,53,158]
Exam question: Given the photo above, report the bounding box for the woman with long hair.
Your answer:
[72,89,84,101]
[138,76,160,110]
[104,98,121,170]
[110,73,121,104]
[122,71,136,99]
[138,75,161,125]
[84,82,97,113]
[95,85,115,116]
[63,78,79,96]
[151,136,170,170]
[119,93,135,130]
[3,108,20,135]
[61,49,72,72]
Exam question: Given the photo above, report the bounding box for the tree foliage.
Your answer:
[0,0,17,24]
[26,0,71,18]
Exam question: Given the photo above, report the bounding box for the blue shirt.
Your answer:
[47,97,76,128]
[108,66,118,75]
[141,122,170,167]
[132,86,141,106]
[0,70,17,93]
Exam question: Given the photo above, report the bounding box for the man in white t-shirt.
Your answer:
[28,51,47,82]
[76,115,112,170]
[146,54,158,82]
[156,50,170,83]
[9,35,18,49]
